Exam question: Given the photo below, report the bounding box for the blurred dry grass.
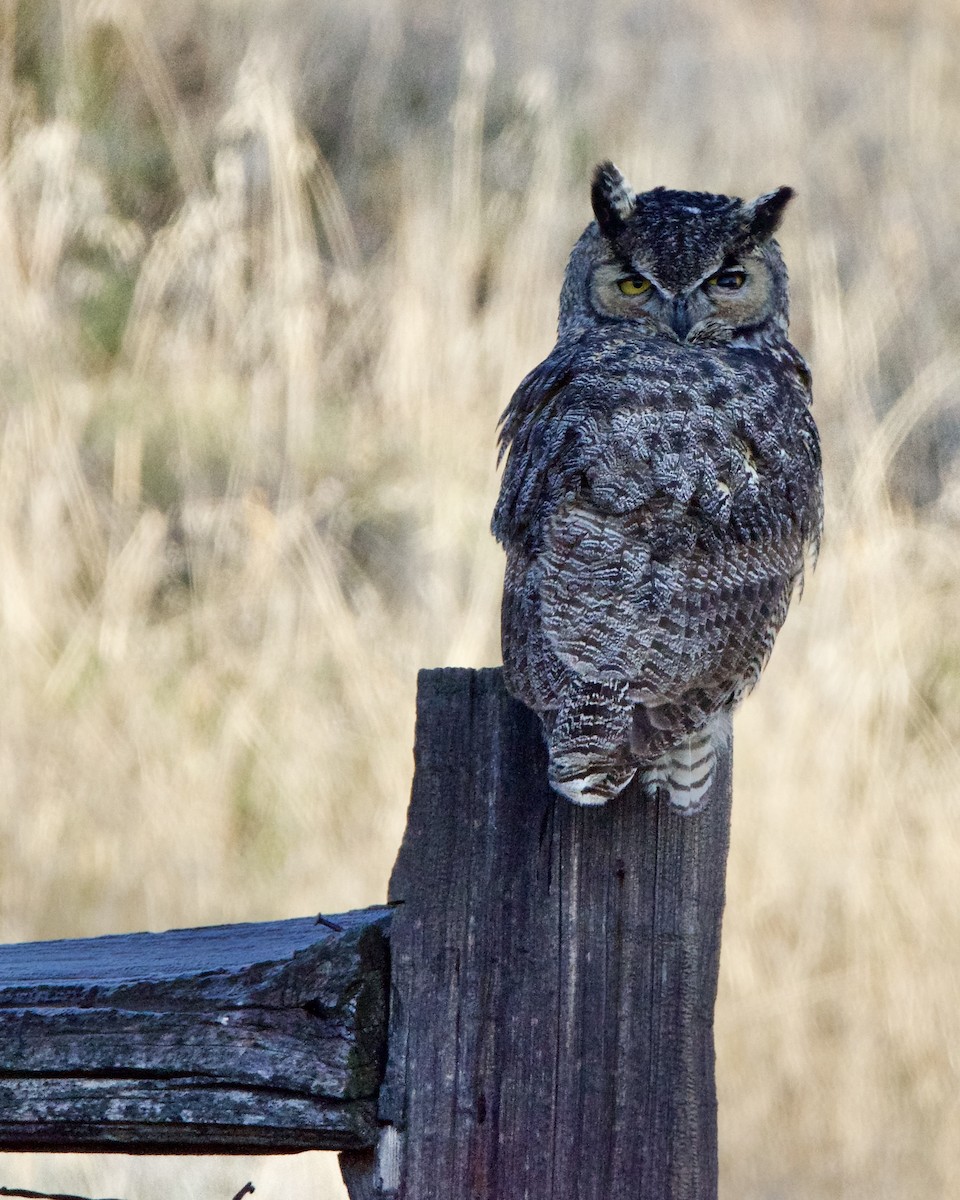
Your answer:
[0,0,959,1197]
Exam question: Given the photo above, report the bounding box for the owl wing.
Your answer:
[538,496,805,708]
[492,337,586,549]
[496,344,820,720]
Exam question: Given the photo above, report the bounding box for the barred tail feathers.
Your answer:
[642,712,730,815]
[545,685,731,812]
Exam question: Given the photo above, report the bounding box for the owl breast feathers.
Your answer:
[491,162,823,812]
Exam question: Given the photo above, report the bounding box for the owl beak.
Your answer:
[669,297,693,341]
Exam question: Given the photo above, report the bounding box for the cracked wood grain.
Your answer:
[0,907,391,1154]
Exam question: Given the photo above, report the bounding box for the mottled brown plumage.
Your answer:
[492,163,823,811]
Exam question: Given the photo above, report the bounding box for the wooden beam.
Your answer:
[0,907,391,1154]
[345,667,731,1200]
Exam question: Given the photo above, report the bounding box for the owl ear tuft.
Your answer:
[745,186,795,241]
[591,161,636,237]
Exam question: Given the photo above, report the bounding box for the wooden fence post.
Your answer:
[341,666,732,1200]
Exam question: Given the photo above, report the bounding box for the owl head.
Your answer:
[558,161,795,347]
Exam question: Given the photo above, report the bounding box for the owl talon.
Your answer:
[644,779,670,806]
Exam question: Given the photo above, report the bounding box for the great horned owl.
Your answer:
[492,162,823,812]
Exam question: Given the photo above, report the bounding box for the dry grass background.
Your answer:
[0,0,959,1196]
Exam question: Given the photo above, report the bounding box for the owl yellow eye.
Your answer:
[617,276,652,296]
[707,269,747,291]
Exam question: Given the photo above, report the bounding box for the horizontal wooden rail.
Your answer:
[0,907,391,1154]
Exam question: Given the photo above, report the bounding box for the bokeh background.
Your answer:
[1,0,959,1196]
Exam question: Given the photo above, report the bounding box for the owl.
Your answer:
[491,162,823,812]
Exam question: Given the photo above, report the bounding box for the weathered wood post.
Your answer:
[342,666,732,1200]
